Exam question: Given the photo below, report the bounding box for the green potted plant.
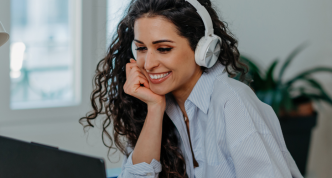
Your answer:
[234,43,332,176]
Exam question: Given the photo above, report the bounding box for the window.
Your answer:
[0,0,119,172]
[10,0,81,109]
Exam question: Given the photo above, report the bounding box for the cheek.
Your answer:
[177,60,197,82]
[136,60,146,71]
[136,58,144,67]
[166,60,195,85]
[137,60,152,80]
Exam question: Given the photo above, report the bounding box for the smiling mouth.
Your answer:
[148,71,172,84]
[149,72,171,79]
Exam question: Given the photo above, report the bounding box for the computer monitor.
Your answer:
[0,135,107,178]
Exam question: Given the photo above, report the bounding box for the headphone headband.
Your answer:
[185,0,213,36]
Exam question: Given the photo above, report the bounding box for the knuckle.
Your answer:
[126,63,132,70]
[134,76,140,81]
[124,88,131,95]
[123,84,129,93]
[131,67,139,73]
[131,88,137,94]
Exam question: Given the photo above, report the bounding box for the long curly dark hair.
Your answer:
[80,0,249,177]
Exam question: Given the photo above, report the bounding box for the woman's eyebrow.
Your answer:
[134,39,174,44]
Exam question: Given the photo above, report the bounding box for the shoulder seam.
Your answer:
[216,76,256,130]
[230,130,257,149]
[231,131,274,149]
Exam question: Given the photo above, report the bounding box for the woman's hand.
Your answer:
[124,58,166,110]
[124,58,165,167]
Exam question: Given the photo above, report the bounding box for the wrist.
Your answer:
[148,102,166,113]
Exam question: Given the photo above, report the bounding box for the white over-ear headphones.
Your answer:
[131,0,222,68]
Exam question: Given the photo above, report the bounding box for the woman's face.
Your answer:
[134,16,202,95]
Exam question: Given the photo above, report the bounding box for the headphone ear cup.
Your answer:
[194,37,208,67]
[206,36,222,68]
[194,35,222,68]
[131,40,137,60]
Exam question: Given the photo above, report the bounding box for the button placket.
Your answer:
[165,95,195,177]
[166,101,194,177]
[184,100,199,169]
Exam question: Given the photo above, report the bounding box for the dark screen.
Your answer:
[0,135,107,178]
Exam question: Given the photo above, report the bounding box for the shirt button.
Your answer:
[146,172,153,176]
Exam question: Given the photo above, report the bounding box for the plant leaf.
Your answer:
[265,59,278,89]
[239,55,262,75]
[300,93,332,106]
[286,67,332,86]
[298,77,332,105]
[239,55,265,90]
[281,88,295,113]
[278,42,310,82]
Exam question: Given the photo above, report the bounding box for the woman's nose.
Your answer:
[144,49,159,71]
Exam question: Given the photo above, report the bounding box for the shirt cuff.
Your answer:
[124,151,162,177]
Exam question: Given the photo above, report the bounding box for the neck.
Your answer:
[172,66,203,118]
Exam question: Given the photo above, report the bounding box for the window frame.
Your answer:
[0,0,107,124]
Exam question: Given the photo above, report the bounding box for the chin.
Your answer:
[150,85,170,95]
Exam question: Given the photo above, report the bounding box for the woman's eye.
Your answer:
[135,47,172,53]
[135,47,147,51]
[158,48,172,53]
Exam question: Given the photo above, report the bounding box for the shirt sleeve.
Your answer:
[117,145,162,178]
[229,131,303,178]
[223,92,303,178]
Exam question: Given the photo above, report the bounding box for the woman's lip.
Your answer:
[149,72,172,84]
[147,71,170,75]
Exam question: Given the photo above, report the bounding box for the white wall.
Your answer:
[213,0,332,177]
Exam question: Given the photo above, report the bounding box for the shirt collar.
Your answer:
[166,62,226,114]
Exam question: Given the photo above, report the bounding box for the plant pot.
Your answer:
[279,111,318,176]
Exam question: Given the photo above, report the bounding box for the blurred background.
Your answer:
[0,0,331,177]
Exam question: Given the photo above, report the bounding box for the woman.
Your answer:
[80,0,303,177]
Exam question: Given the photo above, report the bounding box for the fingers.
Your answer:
[125,58,150,93]
[134,75,150,90]
[123,58,165,107]
[127,65,145,79]
[126,58,146,78]
[124,75,150,95]
[128,70,150,88]
[126,58,137,78]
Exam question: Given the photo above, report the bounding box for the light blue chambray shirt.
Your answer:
[117,61,303,178]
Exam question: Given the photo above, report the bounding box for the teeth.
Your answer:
[150,72,170,79]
